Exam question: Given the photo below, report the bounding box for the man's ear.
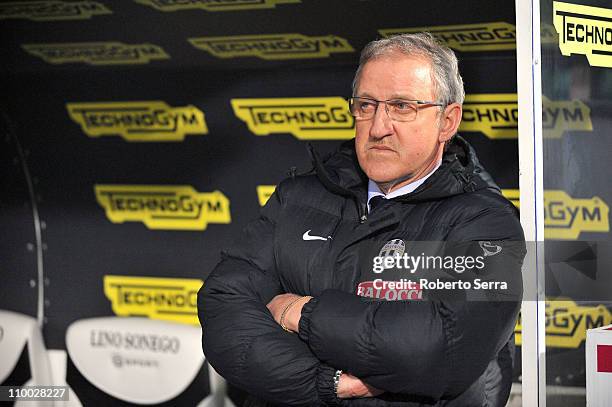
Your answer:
[438,103,462,143]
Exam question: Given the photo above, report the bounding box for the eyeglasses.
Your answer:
[347,96,445,122]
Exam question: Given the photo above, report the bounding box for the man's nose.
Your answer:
[369,103,394,139]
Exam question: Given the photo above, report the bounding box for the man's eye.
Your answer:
[392,101,412,111]
[359,102,375,111]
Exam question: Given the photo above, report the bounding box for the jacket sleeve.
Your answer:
[198,181,341,406]
[297,204,525,400]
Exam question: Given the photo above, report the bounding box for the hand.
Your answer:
[266,293,310,333]
[336,372,384,399]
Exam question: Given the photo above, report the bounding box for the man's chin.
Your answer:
[360,161,411,185]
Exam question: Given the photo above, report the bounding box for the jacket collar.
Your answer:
[309,135,500,204]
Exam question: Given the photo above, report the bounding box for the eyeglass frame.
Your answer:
[347,96,447,122]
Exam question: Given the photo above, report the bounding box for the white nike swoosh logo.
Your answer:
[302,230,328,241]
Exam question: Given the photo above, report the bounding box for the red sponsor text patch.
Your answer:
[356,280,422,301]
[597,345,612,373]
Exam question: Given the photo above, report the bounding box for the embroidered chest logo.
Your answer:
[378,239,406,258]
[479,241,502,256]
[302,229,330,241]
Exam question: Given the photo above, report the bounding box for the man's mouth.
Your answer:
[369,144,394,152]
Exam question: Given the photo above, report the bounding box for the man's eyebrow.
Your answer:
[354,92,375,99]
[389,93,420,100]
[354,93,424,100]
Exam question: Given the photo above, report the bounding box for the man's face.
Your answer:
[354,53,456,189]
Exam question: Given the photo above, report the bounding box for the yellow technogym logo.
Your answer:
[553,1,612,69]
[189,34,353,60]
[379,22,516,52]
[460,94,591,139]
[515,299,612,348]
[134,0,300,12]
[104,275,203,325]
[232,97,354,140]
[542,96,592,138]
[0,1,111,20]
[502,189,610,239]
[95,185,231,231]
[22,42,170,65]
[257,185,276,206]
[66,101,208,142]
[545,190,609,239]
[460,94,517,139]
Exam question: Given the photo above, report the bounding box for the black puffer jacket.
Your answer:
[199,136,525,406]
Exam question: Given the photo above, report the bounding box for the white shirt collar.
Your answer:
[367,160,442,211]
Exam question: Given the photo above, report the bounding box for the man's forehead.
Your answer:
[369,51,431,66]
[357,53,435,98]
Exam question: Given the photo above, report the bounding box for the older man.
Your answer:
[199,33,524,406]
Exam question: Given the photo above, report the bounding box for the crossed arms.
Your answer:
[198,186,524,405]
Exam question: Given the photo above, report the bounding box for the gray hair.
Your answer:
[352,33,465,106]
